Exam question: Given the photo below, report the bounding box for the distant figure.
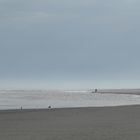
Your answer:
[21,106,22,110]
[95,89,98,93]
[48,106,51,109]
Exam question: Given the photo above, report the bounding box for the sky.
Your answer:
[0,0,140,89]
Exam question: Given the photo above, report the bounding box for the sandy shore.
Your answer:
[0,106,140,140]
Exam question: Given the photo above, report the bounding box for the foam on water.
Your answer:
[0,90,140,110]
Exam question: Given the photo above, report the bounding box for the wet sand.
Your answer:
[0,105,140,140]
[99,89,140,95]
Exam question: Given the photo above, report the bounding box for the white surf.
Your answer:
[0,90,140,110]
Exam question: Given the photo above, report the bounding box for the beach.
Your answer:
[1,105,140,140]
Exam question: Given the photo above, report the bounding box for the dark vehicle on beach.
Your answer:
[95,89,98,93]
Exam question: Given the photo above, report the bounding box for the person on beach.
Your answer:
[48,106,51,109]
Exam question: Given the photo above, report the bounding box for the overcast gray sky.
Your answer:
[0,0,140,89]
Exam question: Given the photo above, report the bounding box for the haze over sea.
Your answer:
[0,89,140,110]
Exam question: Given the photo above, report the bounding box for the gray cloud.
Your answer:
[0,0,140,88]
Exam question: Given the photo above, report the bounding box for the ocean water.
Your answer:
[0,90,140,110]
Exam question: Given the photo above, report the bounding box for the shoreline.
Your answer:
[0,104,140,113]
[1,104,140,112]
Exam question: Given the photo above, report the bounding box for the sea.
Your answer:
[0,89,140,110]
